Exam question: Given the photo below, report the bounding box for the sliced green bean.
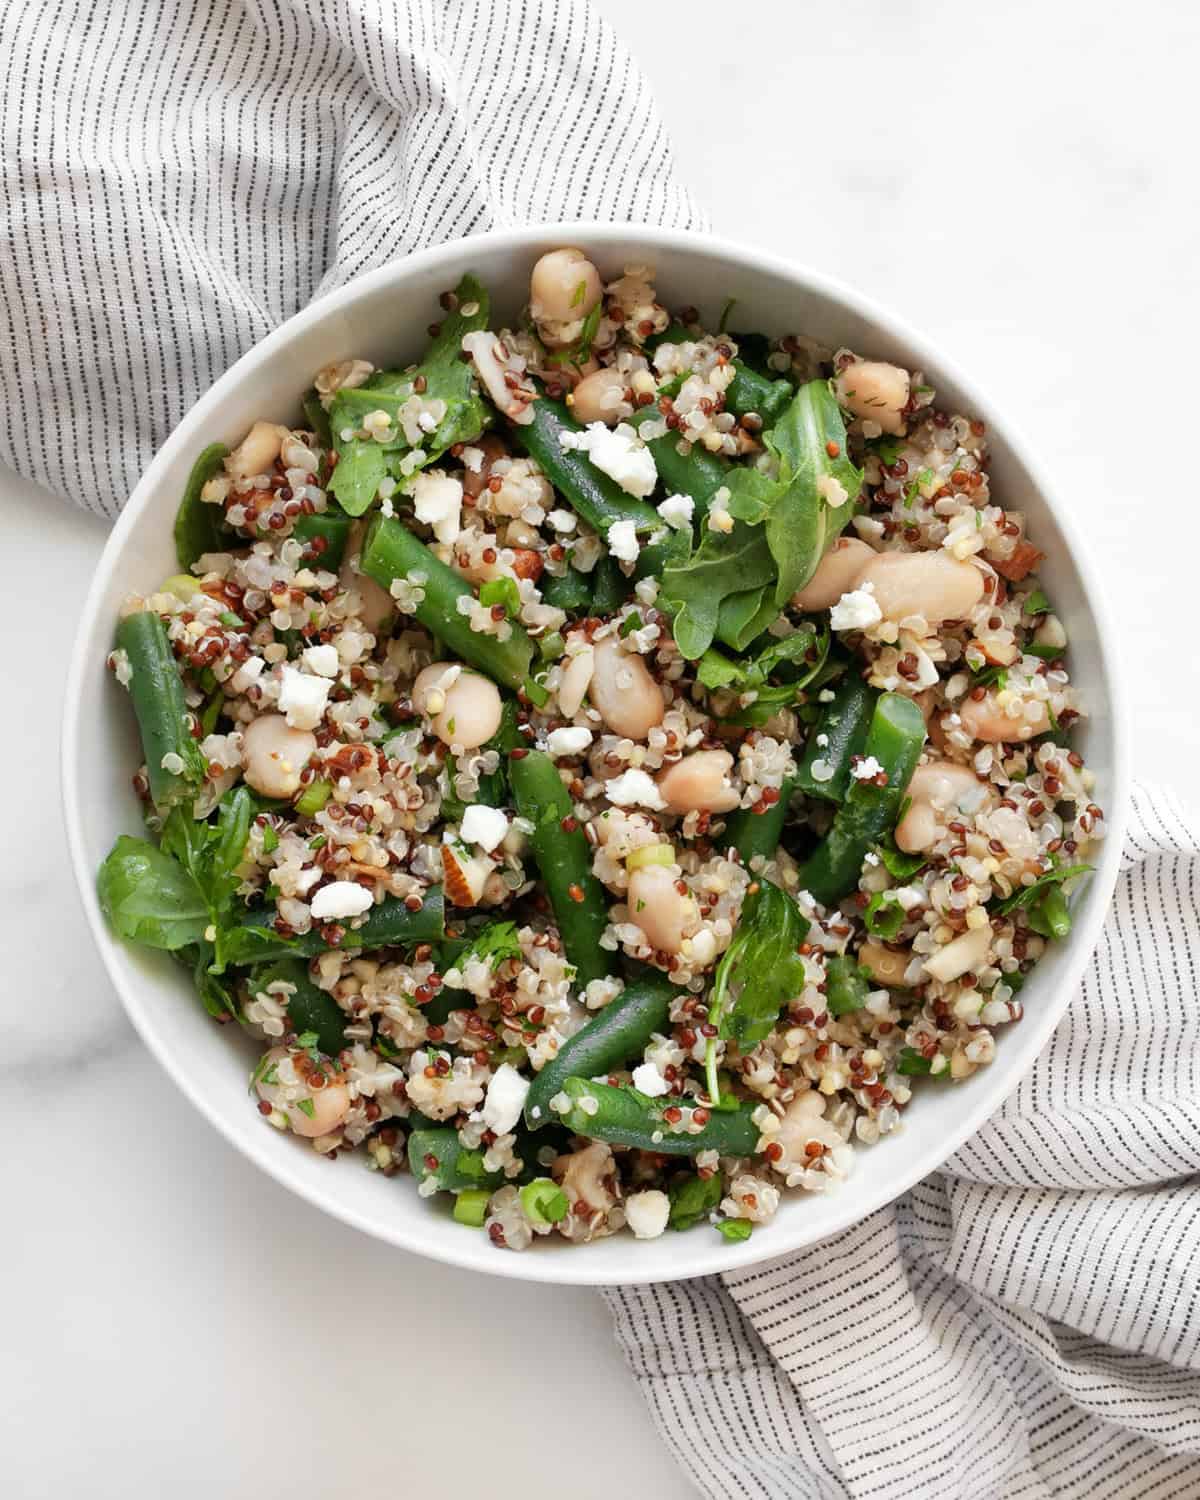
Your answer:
[508,750,610,989]
[553,1077,760,1156]
[251,958,347,1055]
[115,610,206,811]
[360,516,534,690]
[629,405,729,519]
[795,693,926,906]
[824,955,869,1016]
[589,556,630,615]
[173,442,230,570]
[517,398,659,535]
[408,1127,506,1193]
[720,775,796,867]
[229,886,445,965]
[293,510,352,570]
[524,968,675,1129]
[795,673,874,803]
[1030,884,1071,940]
[541,566,593,613]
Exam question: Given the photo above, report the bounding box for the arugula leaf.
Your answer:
[876,836,927,880]
[714,584,777,652]
[97,836,209,951]
[994,863,1093,917]
[668,1172,723,1231]
[709,879,810,1050]
[328,274,491,516]
[763,381,863,605]
[160,787,254,970]
[699,625,829,727]
[174,443,231,570]
[716,1218,753,1242]
[660,520,775,659]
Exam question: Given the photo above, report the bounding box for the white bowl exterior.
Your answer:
[63,224,1129,1285]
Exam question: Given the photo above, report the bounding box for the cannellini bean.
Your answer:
[570,367,629,426]
[340,521,394,632]
[226,420,289,479]
[834,360,910,435]
[895,759,991,853]
[923,922,993,984]
[557,645,595,719]
[656,750,739,814]
[588,635,664,740]
[255,1047,351,1139]
[241,714,316,798]
[856,551,984,625]
[530,247,602,325]
[858,941,914,988]
[791,537,875,612]
[413,662,502,749]
[627,862,694,955]
[958,691,1049,743]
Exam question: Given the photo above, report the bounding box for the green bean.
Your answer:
[251,958,347,1055]
[795,693,926,906]
[824,955,869,1016]
[1031,884,1072,940]
[115,610,206,811]
[720,775,796,866]
[508,750,610,988]
[628,406,729,519]
[795,673,874,803]
[516,398,659,535]
[552,1077,760,1156]
[408,1127,506,1193]
[524,968,675,1129]
[229,886,445,965]
[541,566,592,613]
[293,510,352,570]
[360,516,534,690]
[173,442,230,569]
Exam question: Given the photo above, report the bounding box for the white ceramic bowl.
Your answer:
[62,223,1129,1285]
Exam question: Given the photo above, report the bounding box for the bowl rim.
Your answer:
[61,220,1131,1285]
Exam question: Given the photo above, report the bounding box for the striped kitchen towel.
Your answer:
[0,0,702,518]
[605,783,1200,1500]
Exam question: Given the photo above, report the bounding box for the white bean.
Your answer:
[413,662,503,749]
[656,750,739,814]
[791,537,875,612]
[255,1046,351,1139]
[834,360,910,435]
[588,635,664,740]
[958,691,1049,743]
[556,645,595,718]
[923,922,993,984]
[895,760,990,854]
[241,714,316,798]
[226,420,289,479]
[858,941,914,988]
[627,863,694,955]
[856,551,984,625]
[530,248,602,324]
[570,367,628,426]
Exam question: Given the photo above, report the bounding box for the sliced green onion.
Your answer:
[159,574,202,601]
[520,1178,569,1226]
[538,631,565,661]
[295,779,332,817]
[452,1189,491,1228]
[626,842,676,872]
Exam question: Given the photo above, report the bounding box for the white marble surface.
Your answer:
[4,2,1198,1496]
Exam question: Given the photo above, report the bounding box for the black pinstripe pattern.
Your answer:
[0,0,702,516]
[604,788,1200,1499]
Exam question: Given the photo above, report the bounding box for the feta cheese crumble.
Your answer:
[851,756,884,781]
[310,881,374,921]
[656,492,694,530]
[545,726,593,757]
[480,1063,529,1136]
[559,421,657,498]
[606,518,640,564]
[460,803,509,852]
[632,1063,670,1098]
[605,768,668,811]
[830,585,882,632]
[407,470,463,545]
[624,1190,670,1240]
[278,664,331,730]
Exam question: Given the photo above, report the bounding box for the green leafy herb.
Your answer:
[328,274,491,516]
[705,879,810,1100]
[716,1218,753,1243]
[260,824,279,855]
[668,1172,723,1232]
[1022,589,1052,616]
[457,921,523,972]
[869,437,905,466]
[570,279,587,309]
[876,836,927,880]
[294,1097,316,1119]
[903,468,934,508]
[717,297,737,335]
[970,663,1008,690]
[545,300,603,368]
[479,575,521,619]
[295,1029,322,1062]
[97,836,210,951]
[864,891,907,939]
[698,626,829,727]
[995,862,1093,917]
[897,1047,936,1076]
[660,518,776,659]
[619,611,643,638]
[523,675,550,709]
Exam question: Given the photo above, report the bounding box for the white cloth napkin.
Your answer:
[9,9,1198,1495]
[0,0,702,517]
[604,784,1200,1500]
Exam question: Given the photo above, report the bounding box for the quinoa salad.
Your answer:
[98,246,1103,1252]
